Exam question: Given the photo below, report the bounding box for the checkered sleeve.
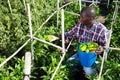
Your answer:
[98,29,108,46]
[64,24,80,39]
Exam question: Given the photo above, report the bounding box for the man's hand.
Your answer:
[49,35,59,42]
[96,46,104,55]
[96,16,107,23]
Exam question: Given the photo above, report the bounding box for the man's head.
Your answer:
[80,6,96,26]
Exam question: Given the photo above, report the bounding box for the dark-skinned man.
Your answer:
[50,6,108,79]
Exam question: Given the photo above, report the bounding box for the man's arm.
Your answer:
[50,23,81,42]
[96,28,108,55]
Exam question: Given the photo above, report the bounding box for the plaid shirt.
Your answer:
[65,21,108,46]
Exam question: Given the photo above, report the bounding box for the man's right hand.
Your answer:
[49,35,60,42]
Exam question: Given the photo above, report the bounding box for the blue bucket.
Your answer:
[77,44,97,67]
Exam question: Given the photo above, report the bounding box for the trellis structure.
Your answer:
[0,0,120,80]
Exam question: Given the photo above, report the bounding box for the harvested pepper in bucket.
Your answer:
[79,42,98,52]
[79,44,87,52]
[88,42,98,52]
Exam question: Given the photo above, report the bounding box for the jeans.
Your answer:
[66,53,96,77]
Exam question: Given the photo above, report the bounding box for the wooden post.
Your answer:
[27,4,34,65]
[97,2,118,79]
[32,36,63,50]
[50,9,66,80]
[0,39,30,68]
[33,1,73,36]
[57,0,59,27]
[104,30,112,59]
[61,9,65,53]
[78,0,81,12]
[24,52,31,80]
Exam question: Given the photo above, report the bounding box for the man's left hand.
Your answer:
[96,46,104,55]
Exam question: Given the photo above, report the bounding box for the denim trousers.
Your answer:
[66,53,96,77]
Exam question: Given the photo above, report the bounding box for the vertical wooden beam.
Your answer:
[24,52,31,80]
[57,0,60,27]
[50,9,65,80]
[27,4,34,65]
[78,0,81,12]
[61,9,65,53]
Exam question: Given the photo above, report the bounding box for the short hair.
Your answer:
[80,6,96,19]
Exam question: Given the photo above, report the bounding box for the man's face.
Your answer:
[80,13,91,25]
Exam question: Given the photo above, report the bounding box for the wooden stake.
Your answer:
[108,47,120,51]
[50,9,66,80]
[78,0,81,12]
[33,1,73,36]
[0,39,30,68]
[64,10,80,16]
[27,4,34,65]
[61,9,65,53]
[24,52,31,80]
[57,0,60,27]
[32,36,63,50]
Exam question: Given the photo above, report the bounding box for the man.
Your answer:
[51,6,108,78]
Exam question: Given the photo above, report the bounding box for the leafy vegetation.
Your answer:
[0,0,120,80]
